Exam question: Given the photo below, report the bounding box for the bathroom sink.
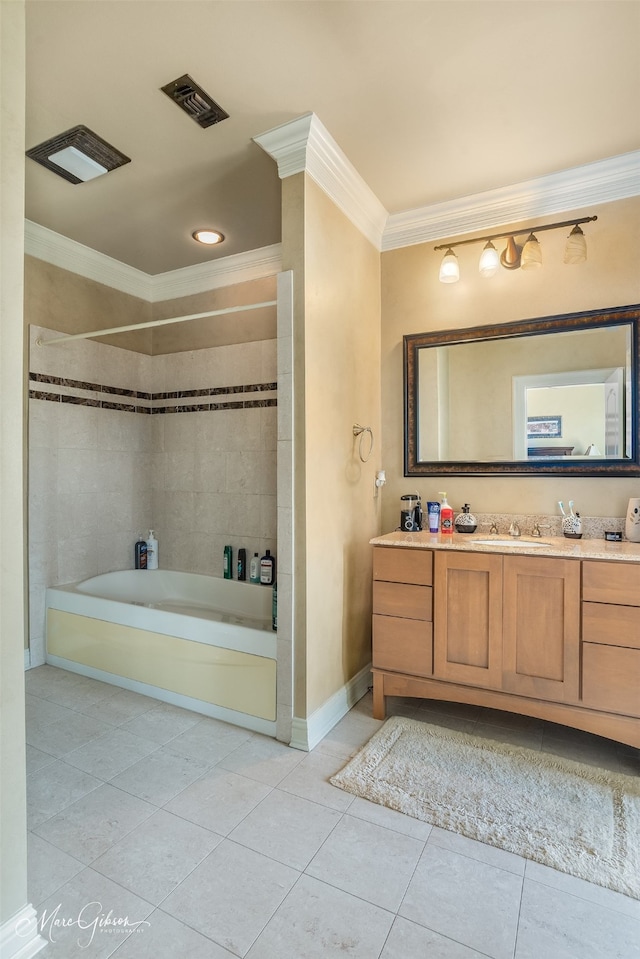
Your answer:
[470,538,548,547]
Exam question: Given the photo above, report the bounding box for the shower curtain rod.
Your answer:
[35,299,278,346]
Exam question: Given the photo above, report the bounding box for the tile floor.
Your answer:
[24,665,640,959]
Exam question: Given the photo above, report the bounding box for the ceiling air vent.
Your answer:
[26,125,130,184]
[161,74,229,129]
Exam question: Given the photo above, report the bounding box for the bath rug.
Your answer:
[330,715,640,899]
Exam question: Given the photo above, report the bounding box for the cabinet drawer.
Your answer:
[583,561,640,606]
[373,614,432,677]
[373,581,432,621]
[582,602,640,650]
[373,547,433,586]
[582,643,640,718]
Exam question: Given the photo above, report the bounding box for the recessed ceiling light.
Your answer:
[26,125,130,184]
[192,229,225,245]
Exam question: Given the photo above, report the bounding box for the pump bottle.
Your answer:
[146,530,159,569]
[438,493,454,535]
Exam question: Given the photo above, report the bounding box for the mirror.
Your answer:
[404,304,640,476]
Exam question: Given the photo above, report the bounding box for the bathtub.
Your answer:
[45,570,277,736]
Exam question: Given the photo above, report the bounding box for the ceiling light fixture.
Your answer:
[192,229,225,245]
[435,215,597,283]
[26,125,130,184]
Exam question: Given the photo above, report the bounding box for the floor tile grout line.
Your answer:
[521,867,640,920]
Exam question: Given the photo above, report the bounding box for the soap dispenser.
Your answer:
[454,504,477,534]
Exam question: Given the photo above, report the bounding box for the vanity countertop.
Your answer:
[370,530,640,562]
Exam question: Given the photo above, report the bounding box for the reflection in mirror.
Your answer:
[405,305,640,476]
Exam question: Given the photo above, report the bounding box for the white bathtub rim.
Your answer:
[46,654,277,738]
[72,569,272,619]
[45,588,277,660]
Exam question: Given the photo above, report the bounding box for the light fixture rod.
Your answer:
[434,215,597,252]
[35,300,277,346]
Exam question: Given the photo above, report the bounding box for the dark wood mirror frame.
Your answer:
[404,304,640,477]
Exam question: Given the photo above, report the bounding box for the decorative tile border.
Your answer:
[29,372,277,414]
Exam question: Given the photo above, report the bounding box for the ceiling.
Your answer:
[25,1,640,277]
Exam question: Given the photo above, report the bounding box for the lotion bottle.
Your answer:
[249,552,260,583]
[146,530,159,569]
[438,492,454,535]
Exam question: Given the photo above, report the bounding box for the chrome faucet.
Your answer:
[509,521,521,537]
[488,522,499,534]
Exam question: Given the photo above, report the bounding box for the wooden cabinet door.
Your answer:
[433,551,503,688]
[502,555,580,703]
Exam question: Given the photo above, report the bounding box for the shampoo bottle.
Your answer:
[260,549,275,585]
[223,545,233,579]
[272,582,277,631]
[134,535,147,570]
[146,530,159,569]
[249,552,260,584]
[237,547,246,581]
[439,492,454,535]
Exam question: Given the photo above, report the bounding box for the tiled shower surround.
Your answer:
[28,325,277,667]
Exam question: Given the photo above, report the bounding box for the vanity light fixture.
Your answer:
[438,248,459,283]
[521,233,542,270]
[192,229,225,245]
[564,224,588,264]
[435,215,597,283]
[478,241,500,278]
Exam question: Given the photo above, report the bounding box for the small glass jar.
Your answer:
[454,504,477,533]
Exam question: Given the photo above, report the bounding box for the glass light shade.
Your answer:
[521,233,542,270]
[564,225,587,264]
[439,249,459,283]
[478,241,500,277]
[192,229,224,245]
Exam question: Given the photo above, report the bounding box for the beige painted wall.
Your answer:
[151,276,277,353]
[381,196,640,530]
[298,177,381,716]
[25,255,152,352]
[25,257,276,354]
[0,0,29,927]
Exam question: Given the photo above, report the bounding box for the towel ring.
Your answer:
[353,424,374,463]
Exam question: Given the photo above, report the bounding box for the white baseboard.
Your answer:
[0,905,47,959]
[290,663,372,751]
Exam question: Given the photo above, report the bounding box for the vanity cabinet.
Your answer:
[501,555,580,703]
[432,552,580,703]
[372,544,640,748]
[582,561,640,720]
[372,547,433,680]
[433,551,502,689]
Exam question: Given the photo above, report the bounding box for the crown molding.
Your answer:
[25,220,153,300]
[24,220,282,303]
[151,243,282,302]
[25,144,640,294]
[254,113,388,250]
[382,150,640,251]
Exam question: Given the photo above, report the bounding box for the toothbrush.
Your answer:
[558,501,566,516]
